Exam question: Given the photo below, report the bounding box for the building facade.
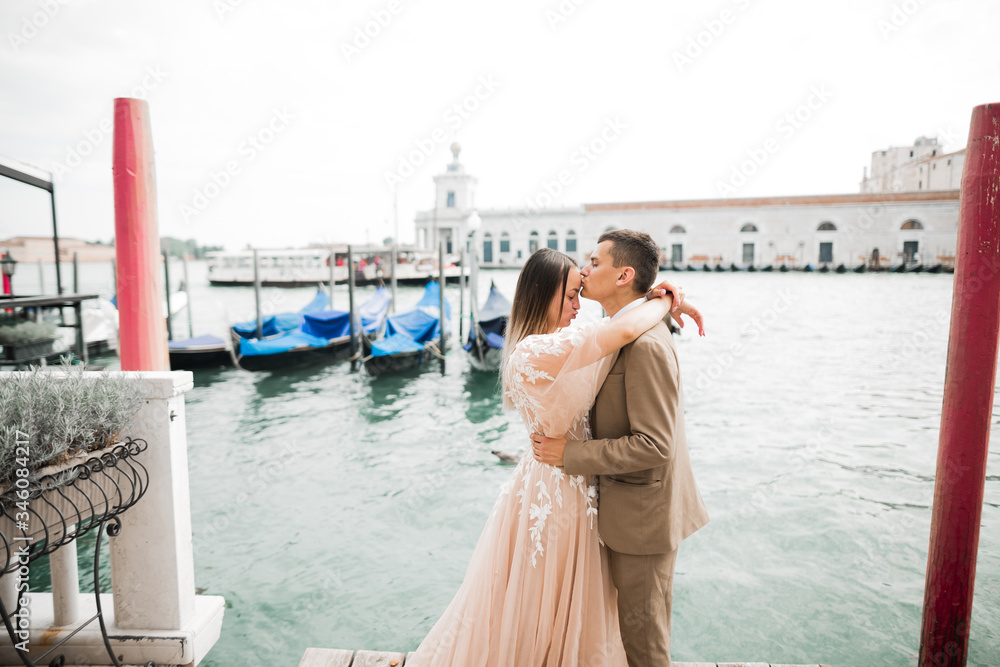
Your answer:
[415,143,961,270]
[0,236,116,263]
[860,136,966,193]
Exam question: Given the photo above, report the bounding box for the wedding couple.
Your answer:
[412,230,709,667]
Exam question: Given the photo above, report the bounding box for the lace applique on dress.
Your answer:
[497,325,602,567]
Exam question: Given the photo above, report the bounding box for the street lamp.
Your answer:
[466,210,482,232]
[1,251,17,297]
[464,211,483,335]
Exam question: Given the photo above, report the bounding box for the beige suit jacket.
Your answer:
[563,320,709,555]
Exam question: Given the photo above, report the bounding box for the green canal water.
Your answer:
[24,262,1000,665]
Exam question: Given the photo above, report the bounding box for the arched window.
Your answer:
[670,225,686,234]
[529,230,539,253]
[740,223,758,232]
[547,230,559,250]
[901,220,924,230]
[565,230,577,253]
[500,232,510,254]
[817,221,837,231]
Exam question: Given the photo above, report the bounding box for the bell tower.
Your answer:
[433,143,477,212]
[417,143,477,253]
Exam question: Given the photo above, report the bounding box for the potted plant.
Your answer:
[0,319,60,362]
[0,361,150,553]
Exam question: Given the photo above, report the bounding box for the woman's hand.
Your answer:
[646,281,706,336]
[646,279,684,311]
[671,301,706,337]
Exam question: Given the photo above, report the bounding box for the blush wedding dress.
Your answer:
[411,319,628,667]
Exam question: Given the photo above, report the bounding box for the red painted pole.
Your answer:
[113,98,169,371]
[919,102,1000,666]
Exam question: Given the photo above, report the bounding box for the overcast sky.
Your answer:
[0,0,997,251]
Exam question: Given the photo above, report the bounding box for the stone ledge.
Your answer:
[0,593,225,666]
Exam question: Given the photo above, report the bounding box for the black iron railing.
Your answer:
[0,438,155,667]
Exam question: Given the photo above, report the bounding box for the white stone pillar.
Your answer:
[50,537,81,626]
[109,371,195,630]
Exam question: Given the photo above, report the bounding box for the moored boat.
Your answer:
[168,334,233,369]
[207,248,468,287]
[363,282,450,376]
[231,288,390,372]
[464,282,511,372]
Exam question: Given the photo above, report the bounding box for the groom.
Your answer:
[531,229,710,667]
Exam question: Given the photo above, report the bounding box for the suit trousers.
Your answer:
[607,547,679,667]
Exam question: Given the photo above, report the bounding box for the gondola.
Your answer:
[363,282,450,376]
[853,264,867,273]
[232,288,390,372]
[465,282,511,372]
[835,264,847,274]
[168,334,233,369]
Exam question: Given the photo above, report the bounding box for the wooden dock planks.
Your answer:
[299,649,830,667]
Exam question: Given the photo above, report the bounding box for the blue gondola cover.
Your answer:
[239,329,331,356]
[301,311,351,340]
[466,283,510,350]
[359,287,391,334]
[232,290,329,339]
[168,334,226,350]
[371,282,451,357]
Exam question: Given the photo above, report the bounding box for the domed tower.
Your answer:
[415,143,478,253]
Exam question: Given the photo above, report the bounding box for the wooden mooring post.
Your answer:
[918,101,1000,666]
[112,96,168,372]
[348,244,357,370]
[253,247,263,340]
[163,251,174,341]
[438,241,446,374]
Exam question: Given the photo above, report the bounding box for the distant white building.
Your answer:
[415,143,961,270]
[860,136,966,193]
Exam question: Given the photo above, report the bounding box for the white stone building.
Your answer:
[415,144,961,270]
[860,136,966,193]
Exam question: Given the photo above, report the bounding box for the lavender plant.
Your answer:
[0,359,148,486]
[0,320,58,345]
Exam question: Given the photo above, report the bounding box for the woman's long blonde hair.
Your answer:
[501,248,578,399]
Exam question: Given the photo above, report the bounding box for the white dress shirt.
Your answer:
[610,296,647,321]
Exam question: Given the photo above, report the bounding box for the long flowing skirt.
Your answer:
[410,455,627,666]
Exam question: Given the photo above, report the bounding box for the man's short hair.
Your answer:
[597,229,659,294]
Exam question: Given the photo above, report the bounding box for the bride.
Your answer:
[411,248,697,666]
